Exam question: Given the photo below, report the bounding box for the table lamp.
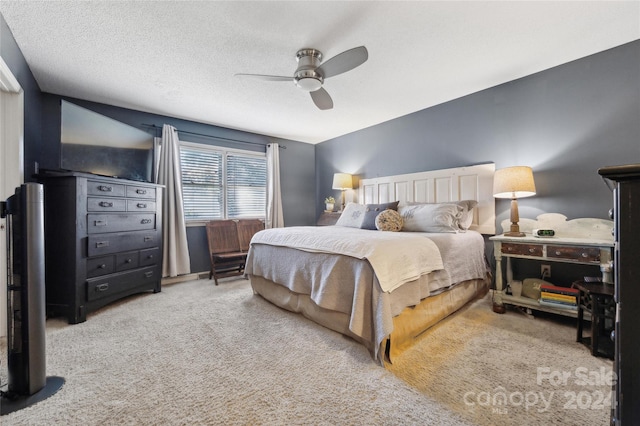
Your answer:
[493,166,536,237]
[332,173,353,211]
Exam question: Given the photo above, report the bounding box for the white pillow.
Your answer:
[456,200,478,230]
[399,204,462,233]
[335,202,366,228]
[406,200,477,230]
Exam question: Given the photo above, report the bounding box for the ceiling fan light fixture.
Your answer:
[295,77,322,92]
[236,45,367,110]
[294,69,323,92]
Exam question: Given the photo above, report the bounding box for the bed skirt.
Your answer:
[249,274,488,364]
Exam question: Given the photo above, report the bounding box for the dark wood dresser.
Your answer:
[598,164,640,426]
[38,172,163,323]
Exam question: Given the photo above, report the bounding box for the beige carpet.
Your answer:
[0,279,611,425]
[386,293,613,425]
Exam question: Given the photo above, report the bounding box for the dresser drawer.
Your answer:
[86,266,158,302]
[126,185,156,199]
[127,199,156,212]
[87,197,127,212]
[115,250,140,271]
[87,180,126,197]
[87,255,115,278]
[88,230,160,257]
[140,247,160,267]
[501,243,543,257]
[547,245,601,263]
[87,213,156,234]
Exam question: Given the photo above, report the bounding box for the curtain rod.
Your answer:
[141,124,286,149]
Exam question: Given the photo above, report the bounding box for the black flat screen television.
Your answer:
[60,101,155,182]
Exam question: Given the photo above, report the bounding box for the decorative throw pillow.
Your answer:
[335,202,367,228]
[406,200,478,230]
[375,209,404,232]
[399,203,462,233]
[360,201,400,230]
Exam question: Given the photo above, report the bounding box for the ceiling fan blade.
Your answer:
[316,46,368,79]
[234,73,292,82]
[310,87,333,110]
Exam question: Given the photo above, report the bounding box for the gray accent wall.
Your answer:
[316,41,640,229]
[38,95,316,273]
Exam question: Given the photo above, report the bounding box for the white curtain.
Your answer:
[157,124,191,277]
[266,143,284,228]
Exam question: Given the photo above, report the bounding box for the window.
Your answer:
[180,142,266,221]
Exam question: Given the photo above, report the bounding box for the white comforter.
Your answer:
[250,226,444,292]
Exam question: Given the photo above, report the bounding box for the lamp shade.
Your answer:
[332,173,353,190]
[493,166,536,199]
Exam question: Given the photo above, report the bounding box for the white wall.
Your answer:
[0,55,24,338]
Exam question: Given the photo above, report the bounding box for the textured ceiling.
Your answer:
[1,1,638,144]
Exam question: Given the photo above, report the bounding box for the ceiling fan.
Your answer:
[235,46,368,110]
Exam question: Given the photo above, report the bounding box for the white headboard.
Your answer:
[358,163,496,234]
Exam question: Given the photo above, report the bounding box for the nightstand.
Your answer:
[317,211,341,226]
[490,233,613,317]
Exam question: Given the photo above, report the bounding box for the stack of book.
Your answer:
[539,283,579,310]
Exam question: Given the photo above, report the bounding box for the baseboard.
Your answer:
[161,271,210,285]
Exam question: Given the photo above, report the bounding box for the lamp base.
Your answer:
[504,231,526,237]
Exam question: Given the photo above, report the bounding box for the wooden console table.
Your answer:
[490,214,614,317]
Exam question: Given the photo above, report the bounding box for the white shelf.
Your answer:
[500,292,584,319]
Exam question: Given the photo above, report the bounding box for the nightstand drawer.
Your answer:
[501,243,543,257]
[548,246,601,263]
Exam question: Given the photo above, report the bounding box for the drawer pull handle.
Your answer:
[96,283,109,292]
[136,189,147,195]
[141,219,152,224]
[137,203,147,208]
[555,250,561,255]
[581,252,588,258]
[99,201,113,207]
[529,248,535,253]
[507,247,513,252]
[147,254,154,259]
[96,241,109,248]
[98,185,113,192]
[95,220,107,227]
[125,258,132,263]
[144,271,154,278]
[99,264,107,269]
[144,236,153,242]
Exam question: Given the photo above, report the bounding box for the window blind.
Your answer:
[180,144,266,220]
[227,154,267,218]
[180,146,223,220]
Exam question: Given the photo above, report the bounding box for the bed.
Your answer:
[245,164,496,364]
